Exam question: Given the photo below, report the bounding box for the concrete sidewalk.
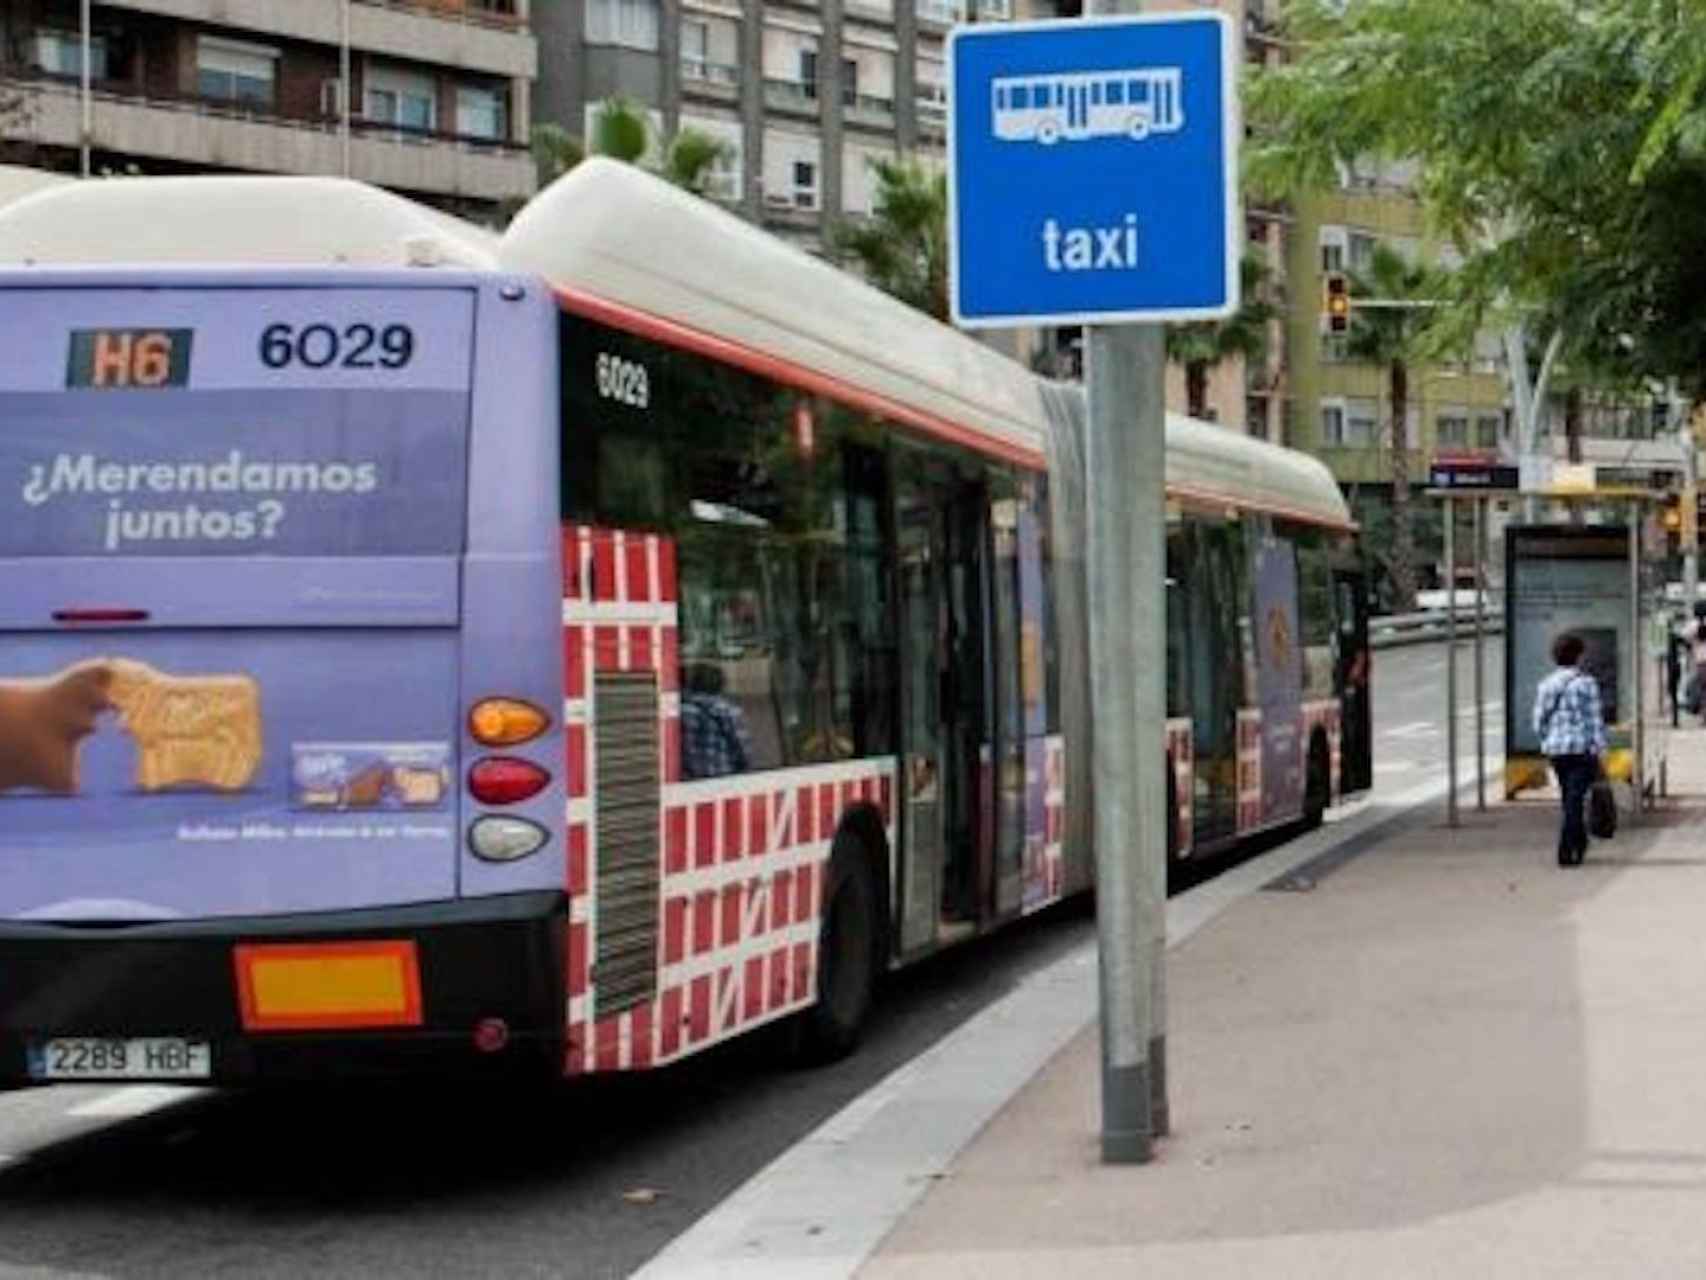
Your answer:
[862,738,1706,1279]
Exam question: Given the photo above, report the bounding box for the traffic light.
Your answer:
[1323,273,1351,334]
[1662,494,1683,535]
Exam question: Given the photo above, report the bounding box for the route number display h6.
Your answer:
[947,12,1239,329]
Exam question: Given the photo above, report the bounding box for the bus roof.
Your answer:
[502,158,1052,467]
[0,174,500,269]
[0,162,1350,530]
[0,165,72,210]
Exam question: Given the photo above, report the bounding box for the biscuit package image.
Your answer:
[291,743,452,812]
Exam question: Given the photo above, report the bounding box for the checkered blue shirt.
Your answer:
[1533,666,1608,757]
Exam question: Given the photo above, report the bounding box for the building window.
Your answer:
[1436,414,1471,448]
[366,66,437,131]
[1247,395,1269,440]
[1346,399,1379,446]
[1348,231,1377,271]
[1320,334,1350,363]
[196,37,277,107]
[793,160,818,209]
[587,0,660,51]
[456,85,506,140]
[1321,404,1345,446]
[1476,413,1503,449]
[32,30,108,80]
[1320,242,1344,272]
[800,49,819,98]
[842,57,858,107]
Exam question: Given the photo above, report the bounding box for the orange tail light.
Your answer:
[469,698,550,747]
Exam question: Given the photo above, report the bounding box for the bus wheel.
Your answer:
[1127,113,1151,141]
[1038,121,1061,145]
[795,840,879,1063]
[1303,734,1330,830]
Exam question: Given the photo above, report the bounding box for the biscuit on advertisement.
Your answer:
[0,659,115,794]
[106,658,263,792]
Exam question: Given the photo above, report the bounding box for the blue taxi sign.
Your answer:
[947,12,1239,328]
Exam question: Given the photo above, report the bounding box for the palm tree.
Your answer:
[831,156,949,322]
[503,102,730,226]
[1344,245,1444,613]
[1164,256,1278,420]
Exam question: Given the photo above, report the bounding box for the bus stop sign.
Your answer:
[947,12,1238,329]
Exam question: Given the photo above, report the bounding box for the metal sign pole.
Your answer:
[1474,497,1486,811]
[1630,502,1643,824]
[1085,324,1166,1164]
[1445,495,1459,826]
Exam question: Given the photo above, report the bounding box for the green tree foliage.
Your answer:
[831,156,949,322]
[1164,255,1277,420]
[523,101,731,206]
[1245,0,1706,402]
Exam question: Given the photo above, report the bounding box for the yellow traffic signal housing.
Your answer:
[1323,272,1351,334]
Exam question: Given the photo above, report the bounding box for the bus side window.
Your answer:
[1108,81,1124,105]
[1010,85,1026,109]
[1090,82,1102,105]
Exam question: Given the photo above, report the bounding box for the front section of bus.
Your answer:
[0,202,570,1086]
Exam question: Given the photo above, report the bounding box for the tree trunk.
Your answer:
[1187,362,1208,420]
[1388,360,1416,611]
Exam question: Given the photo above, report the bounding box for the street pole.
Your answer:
[1085,0,1166,1169]
[1474,497,1486,812]
[1630,501,1643,825]
[79,0,92,178]
[1445,496,1459,827]
[341,0,353,178]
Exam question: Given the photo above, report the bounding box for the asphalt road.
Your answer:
[0,639,1504,1280]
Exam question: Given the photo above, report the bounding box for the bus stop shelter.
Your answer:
[1428,472,1673,829]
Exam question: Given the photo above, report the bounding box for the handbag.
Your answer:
[1588,774,1617,840]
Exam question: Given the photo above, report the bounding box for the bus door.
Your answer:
[894,451,990,952]
[1181,520,1245,847]
[1335,566,1374,794]
[1064,81,1089,136]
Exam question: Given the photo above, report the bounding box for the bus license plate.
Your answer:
[28,1037,212,1081]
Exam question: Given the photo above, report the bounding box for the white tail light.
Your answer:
[468,816,549,862]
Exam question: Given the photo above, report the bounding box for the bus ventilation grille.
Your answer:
[593,671,662,1017]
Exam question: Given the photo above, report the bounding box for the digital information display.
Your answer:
[67,329,194,390]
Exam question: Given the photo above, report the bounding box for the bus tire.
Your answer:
[1303,732,1330,830]
[794,835,881,1064]
[1127,113,1151,141]
[1038,121,1061,145]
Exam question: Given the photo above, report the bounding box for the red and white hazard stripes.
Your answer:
[566,762,897,1072]
[561,524,897,1075]
[1165,718,1193,855]
[1236,709,1264,831]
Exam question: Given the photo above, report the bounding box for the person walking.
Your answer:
[1532,632,1608,867]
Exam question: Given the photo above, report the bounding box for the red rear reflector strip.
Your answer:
[53,609,150,624]
[468,757,551,805]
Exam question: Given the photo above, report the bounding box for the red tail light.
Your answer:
[468,757,551,806]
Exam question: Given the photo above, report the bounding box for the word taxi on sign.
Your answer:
[947,11,1239,328]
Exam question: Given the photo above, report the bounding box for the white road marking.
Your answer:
[65,1085,198,1120]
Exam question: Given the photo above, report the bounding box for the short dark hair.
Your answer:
[1552,633,1585,666]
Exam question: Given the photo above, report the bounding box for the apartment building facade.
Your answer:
[0,0,537,217]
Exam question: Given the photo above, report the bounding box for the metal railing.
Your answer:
[353,0,529,33]
[681,56,739,87]
[1369,604,1503,650]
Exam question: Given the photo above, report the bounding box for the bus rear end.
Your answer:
[0,270,568,1085]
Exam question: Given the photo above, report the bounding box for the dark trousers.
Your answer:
[1549,753,1597,862]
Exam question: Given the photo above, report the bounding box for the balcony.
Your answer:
[681,55,739,99]
[97,0,536,80]
[844,92,894,129]
[916,93,946,134]
[8,75,534,203]
[916,0,964,26]
[763,77,818,117]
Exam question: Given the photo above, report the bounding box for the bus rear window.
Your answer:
[0,287,474,559]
